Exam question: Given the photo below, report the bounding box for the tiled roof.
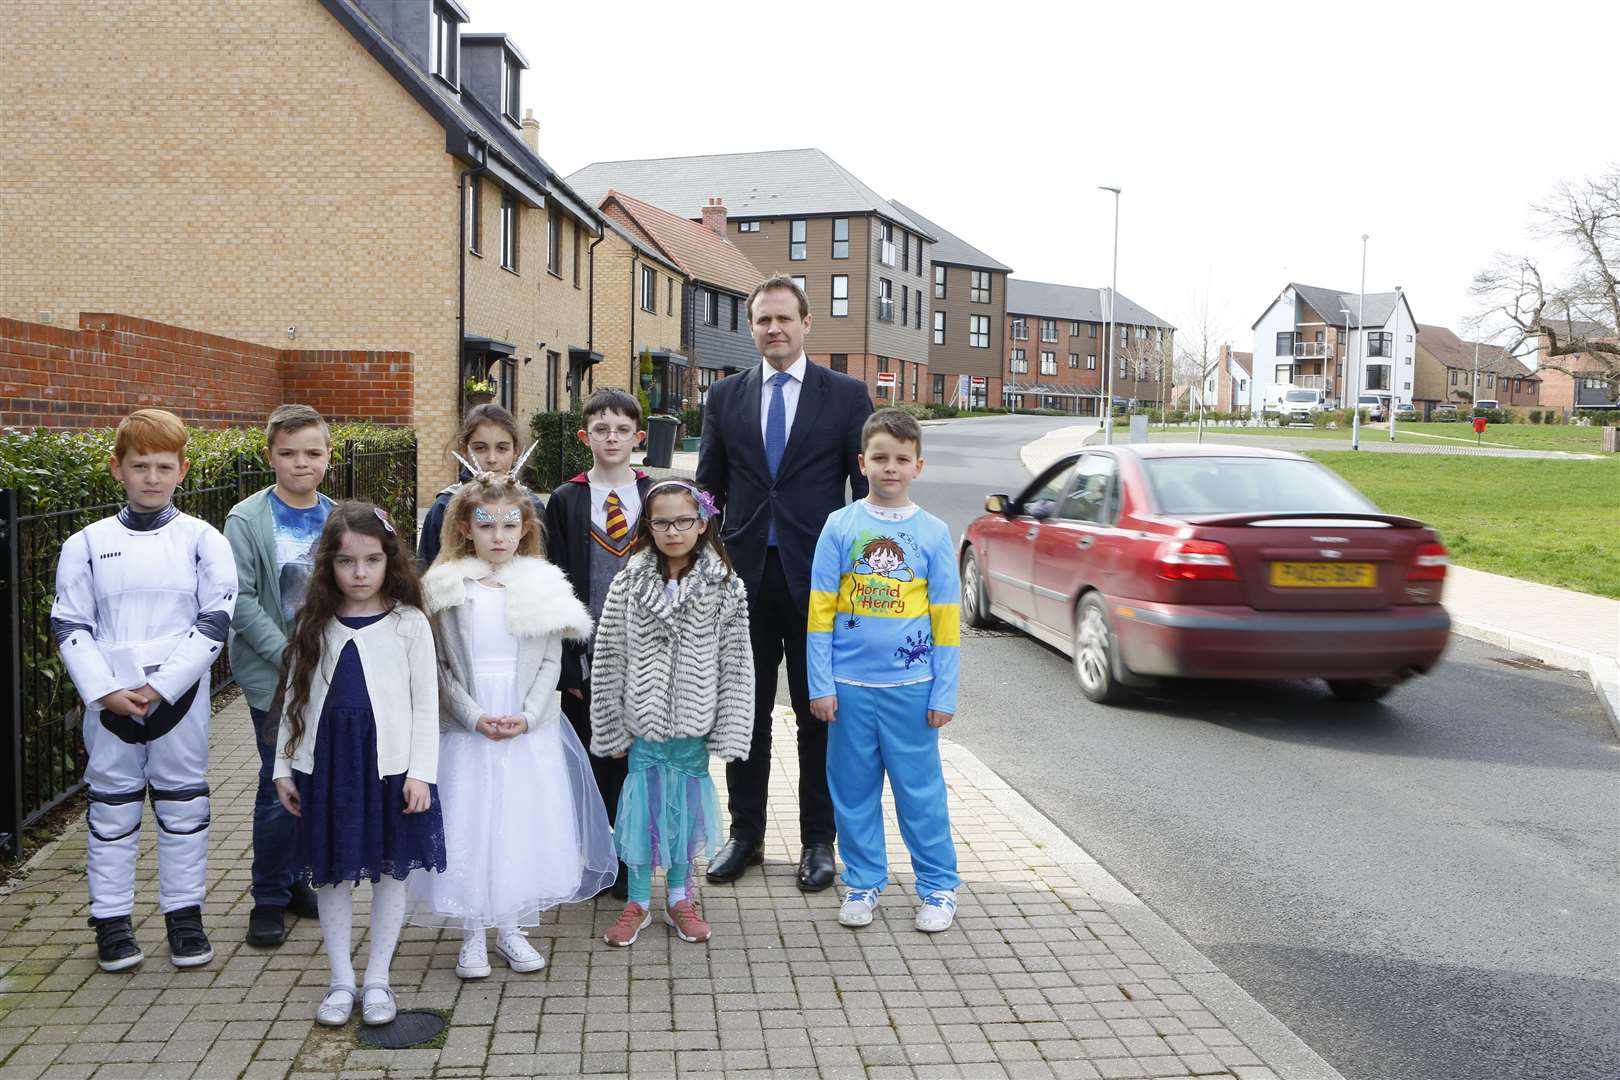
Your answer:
[1290,283,1405,329]
[1416,324,1537,379]
[1229,351,1253,376]
[887,201,1011,272]
[601,191,763,296]
[565,148,932,237]
[1006,279,1174,330]
[597,211,682,276]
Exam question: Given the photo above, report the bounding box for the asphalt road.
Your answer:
[914,414,1620,1080]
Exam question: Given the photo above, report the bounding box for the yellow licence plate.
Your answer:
[1270,561,1376,588]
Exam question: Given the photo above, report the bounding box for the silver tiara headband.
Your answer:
[451,438,539,488]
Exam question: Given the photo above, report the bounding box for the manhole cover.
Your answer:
[355,1010,447,1049]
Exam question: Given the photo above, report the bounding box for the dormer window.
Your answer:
[500,52,520,121]
[429,2,459,87]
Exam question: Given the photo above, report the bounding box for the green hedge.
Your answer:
[528,410,592,492]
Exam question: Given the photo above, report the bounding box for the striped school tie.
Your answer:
[605,491,629,543]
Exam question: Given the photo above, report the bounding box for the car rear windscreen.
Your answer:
[1143,456,1378,516]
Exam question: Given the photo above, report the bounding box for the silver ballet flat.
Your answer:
[315,984,356,1026]
[361,983,397,1026]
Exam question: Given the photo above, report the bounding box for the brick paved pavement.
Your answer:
[0,700,1340,1079]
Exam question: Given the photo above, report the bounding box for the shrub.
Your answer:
[1527,409,1544,424]
[527,410,592,492]
[681,407,704,439]
[930,403,959,419]
[889,402,932,421]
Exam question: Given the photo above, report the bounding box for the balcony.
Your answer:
[1294,374,1332,390]
[1293,341,1335,359]
[877,296,895,322]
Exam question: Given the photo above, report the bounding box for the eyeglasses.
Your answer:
[649,516,699,533]
[588,425,637,441]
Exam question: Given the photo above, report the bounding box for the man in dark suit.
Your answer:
[697,274,873,890]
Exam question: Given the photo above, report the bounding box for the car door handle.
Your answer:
[1076,535,1094,549]
[1025,527,1039,540]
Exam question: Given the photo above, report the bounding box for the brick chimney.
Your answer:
[701,197,728,235]
[521,108,540,153]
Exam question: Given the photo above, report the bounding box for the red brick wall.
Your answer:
[0,314,411,429]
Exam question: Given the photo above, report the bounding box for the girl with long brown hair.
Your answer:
[416,404,543,568]
[270,503,445,1028]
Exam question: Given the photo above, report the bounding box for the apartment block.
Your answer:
[1249,283,1415,413]
[1003,281,1175,414]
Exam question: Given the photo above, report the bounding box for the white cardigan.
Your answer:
[271,605,440,784]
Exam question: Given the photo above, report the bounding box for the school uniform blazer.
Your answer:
[271,605,440,784]
[421,555,593,735]
[695,361,873,613]
[540,470,655,692]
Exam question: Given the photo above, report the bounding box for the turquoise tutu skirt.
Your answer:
[614,736,722,870]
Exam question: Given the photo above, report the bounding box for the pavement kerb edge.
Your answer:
[940,738,1347,1080]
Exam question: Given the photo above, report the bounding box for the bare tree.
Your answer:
[1172,291,1231,442]
[1473,166,1620,397]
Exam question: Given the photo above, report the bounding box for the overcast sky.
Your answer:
[470,0,1616,349]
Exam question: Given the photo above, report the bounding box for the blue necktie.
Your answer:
[765,371,791,545]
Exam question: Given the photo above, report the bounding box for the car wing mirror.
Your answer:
[985,493,1011,516]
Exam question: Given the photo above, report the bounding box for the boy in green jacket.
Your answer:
[224,405,334,946]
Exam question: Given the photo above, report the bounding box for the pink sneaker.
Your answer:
[664,898,711,943]
[603,902,651,947]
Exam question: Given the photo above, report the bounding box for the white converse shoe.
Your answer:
[838,887,880,928]
[494,928,546,973]
[455,932,491,979]
[914,890,957,933]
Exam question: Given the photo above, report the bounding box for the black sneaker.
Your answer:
[164,906,214,968]
[88,915,144,973]
[245,904,288,948]
[286,881,320,919]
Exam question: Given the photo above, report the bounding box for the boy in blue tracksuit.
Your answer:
[808,408,961,934]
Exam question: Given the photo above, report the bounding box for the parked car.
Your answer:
[1433,403,1460,421]
[959,445,1451,704]
[1395,402,1417,420]
[1356,392,1391,421]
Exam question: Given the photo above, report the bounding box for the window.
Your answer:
[1119,325,1128,345]
[1404,382,1412,391]
[1276,331,1294,356]
[934,265,946,299]
[915,289,922,329]
[1040,319,1058,342]
[429,2,459,86]
[500,53,520,121]
[915,237,924,277]
[737,221,760,233]
[1406,333,1414,342]
[546,208,560,275]
[789,219,807,260]
[667,277,674,315]
[831,275,849,317]
[877,278,894,322]
[729,295,739,332]
[1118,358,1128,379]
[880,222,897,266]
[572,226,581,287]
[500,192,518,271]
[933,311,945,344]
[912,365,918,400]
[1087,354,1096,369]
[640,265,656,312]
[933,374,945,401]
[971,271,991,304]
[900,287,908,326]
[1276,364,1293,384]
[1060,454,1118,525]
[832,218,849,259]
[830,353,848,373]
[969,315,989,348]
[1040,351,1057,376]
[1088,323,1097,338]
[791,275,807,296]
[1367,365,1391,391]
[466,178,481,254]
[1486,373,1495,389]
[544,350,558,411]
[1010,347,1028,373]
[1069,352,1080,369]
[1011,317,1027,340]
[1368,331,1392,358]
[902,231,910,272]
[704,288,719,326]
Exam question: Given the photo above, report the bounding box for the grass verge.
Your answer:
[1154,421,1607,453]
[1307,451,1620,598]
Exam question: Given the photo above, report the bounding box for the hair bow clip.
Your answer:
[695,489,719,522]
[373,506,397,535]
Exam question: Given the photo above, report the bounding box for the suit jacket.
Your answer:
[696,361,872,613]
[541,470,655,692]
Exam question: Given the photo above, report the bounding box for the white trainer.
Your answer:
[838,887,880,928]
[914,890,957,933]
[455,932,491,979]
[494,928,547,973]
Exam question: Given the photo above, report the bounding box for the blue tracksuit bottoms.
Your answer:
[826,681,959,898]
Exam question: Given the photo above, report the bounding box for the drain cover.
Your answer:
[1490,656,1559,671]
[355,1010,447,1049]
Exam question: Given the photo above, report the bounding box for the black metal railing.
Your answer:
[0,440,416,857]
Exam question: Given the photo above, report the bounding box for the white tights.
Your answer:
[316,877,407,990]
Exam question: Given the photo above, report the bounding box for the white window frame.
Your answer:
[933,310,945,344]
[971,270,991,304]
[934,264,946,299]
[831,275,849,317]
[790,220,807,261]
[1040,351,1057,376]
[1010,346,1028,373]
[499,192,517,271]
[640,265,656,312]
[970,315,990,349]
[832,218,849,259]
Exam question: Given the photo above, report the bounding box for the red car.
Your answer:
[959,444,1450,703]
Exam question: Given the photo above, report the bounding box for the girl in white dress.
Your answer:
[409,471,616,977]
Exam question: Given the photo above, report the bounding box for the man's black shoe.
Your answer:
[611,860,630,901]
[706,838,764,884]
[797,843,836,892]
[164,906,214,969]
[286,882,320,919]
[246,905,288,948]
[89,914,144,972]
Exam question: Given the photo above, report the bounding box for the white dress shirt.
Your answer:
[759,354,807,446]
[588,476,642,534]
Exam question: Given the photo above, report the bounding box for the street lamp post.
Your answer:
[1339,307,1352,410]
[1352,233,1368,450]
[1100,186,1121,445]
[1389,285,1402,441]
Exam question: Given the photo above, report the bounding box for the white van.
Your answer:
[1265,386,1326,426]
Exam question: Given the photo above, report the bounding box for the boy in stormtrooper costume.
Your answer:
[51,409,237,971]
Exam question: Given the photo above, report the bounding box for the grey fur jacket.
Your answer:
[588,546,755,762]
[422,555,592,735]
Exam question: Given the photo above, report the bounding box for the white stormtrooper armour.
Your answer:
[51,505,237,918]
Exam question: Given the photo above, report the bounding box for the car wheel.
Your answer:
[1073,594,1128,704]
[1326,679,1394,703]
[961,547,996,629]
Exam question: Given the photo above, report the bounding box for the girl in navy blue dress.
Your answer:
[272,503,446,1027]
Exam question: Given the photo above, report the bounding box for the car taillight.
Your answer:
[1156,539,1239,582]
[1408,542,1449,582]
